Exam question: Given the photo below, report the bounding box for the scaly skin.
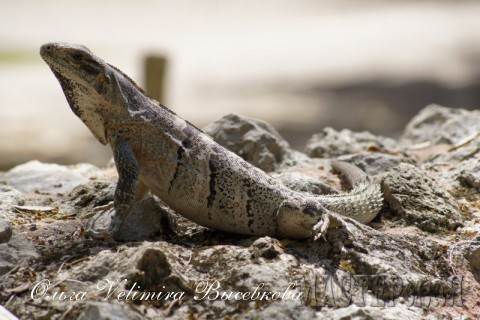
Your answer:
[40,42,383,240]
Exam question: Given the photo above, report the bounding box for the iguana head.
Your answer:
[40,42,124,145]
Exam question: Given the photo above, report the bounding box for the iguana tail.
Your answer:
[315,161,383,224]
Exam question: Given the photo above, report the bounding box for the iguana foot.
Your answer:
[312,211,359,241]
[312,214,330,241]
[84,205,117,241]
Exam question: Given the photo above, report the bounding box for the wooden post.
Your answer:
[144,55,167,104]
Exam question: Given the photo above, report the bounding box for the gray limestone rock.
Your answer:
[0,185,22,221]
[249,236,283,259]
[56,242,192,294]
[453,158,480,190]
[67,180,115,212]
[465,242,480,270]
[0,160,103,194]
[320,304,429,320]
[382,163,463,232]
[430,139,480,163]
[77,302,142,320]
[337,152,412,176]
[242,301,316,320]
[432,158,480,192]
[0,234,39,276]
[305,127,398,158]
[0,218,12,244]
[401,104,480,146]
[203,113,292,172]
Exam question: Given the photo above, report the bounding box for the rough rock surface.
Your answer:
[401,104,480,164]
[1,105,479,319]
[0,160,103,194]
[0,234,39,276]
[305,127,399,158]
[0,218,12,244]
[203,113,292,172]
[337,152,412,176]
[382,163,463,232]
[77,302,142,320]
[401,104,480,146]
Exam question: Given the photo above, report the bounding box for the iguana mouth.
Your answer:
[40,43,69,68]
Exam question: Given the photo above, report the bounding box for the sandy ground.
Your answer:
[1,0,480,169]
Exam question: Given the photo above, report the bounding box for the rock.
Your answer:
[77,302,141,320]
[0,254,15,276]
[0,185,22,221]
[226,255,298,295]
[465,242,480,270]
[401,104,480,164]
[203,113,292,172]
[57,242,191,294]
[0,219,12,244]
[337,153,412,176]
[401,104,480,146]
[0,160,103,194]
[382,163,463,232]
[429,139,480,163]
[305,127,399,158]
[130,248,173,287]
[454,159,480,190]
[249,236,283,259]
[67,181,114,211]
[0,234,39,276]
[242,301,315,320]
[320,304,427,320]
[432,158,480,191]
[326,223,441,284]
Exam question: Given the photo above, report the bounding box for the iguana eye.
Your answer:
[72,53,83,61]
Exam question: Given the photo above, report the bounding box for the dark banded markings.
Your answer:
[168,146,184,193]
[206,156,218,208]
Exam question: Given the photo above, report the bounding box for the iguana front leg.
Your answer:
[108,135,147,239]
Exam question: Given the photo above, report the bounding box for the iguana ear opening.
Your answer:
[94,73,110,94]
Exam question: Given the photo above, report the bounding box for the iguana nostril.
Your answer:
[40,44,53,55]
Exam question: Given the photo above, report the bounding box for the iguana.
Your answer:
[40,42,383,240]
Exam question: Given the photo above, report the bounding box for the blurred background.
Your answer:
[1,0,480,170]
